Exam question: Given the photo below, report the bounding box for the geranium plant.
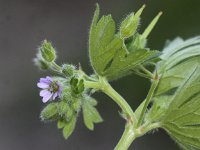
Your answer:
[34,4,200,150]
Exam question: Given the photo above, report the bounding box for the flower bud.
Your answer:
[34,58,49,70]
[62,64,76,77]
[40,40,56,62]
[34,52,50,70]
[40,103,58,121]
[58,101,69,116]
[120,5,145,38]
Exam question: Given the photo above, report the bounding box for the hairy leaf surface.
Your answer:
[89,5,160,80]
[145,37,200,150]
[82,96,103,130]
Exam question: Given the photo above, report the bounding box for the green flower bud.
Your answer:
[58,101,69,116]
[34,52,50,70]
[40,40,56,62]
[120,5,145,38]
[34,58,49,70]
[62,64,76,77]
[70,77,85,97]
[40,103,58,121]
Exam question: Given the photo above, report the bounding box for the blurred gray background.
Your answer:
[0,0,200,149]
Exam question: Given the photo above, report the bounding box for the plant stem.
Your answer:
[85,76,161,150]
[114,122,161,150]
[139,122,161,136]
[114,123,136,150]
[139,65,154,79]
[85,77,138,150]
[51,62,62,71]
[85,77,137,124]
[137,76,159,127]
[100,77,137,124]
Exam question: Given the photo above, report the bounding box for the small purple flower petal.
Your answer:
[46,76,53,82]
[52,93,58,100]
[57,83,62,97]
[40,90,49,96]
[39,78,51,84]
[37,82,49,88]
[42,92,53,103]
[38,76,62,103]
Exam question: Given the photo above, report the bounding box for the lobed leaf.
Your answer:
[89,4,117,75]
[88,4,160,80]
[82,96,103,130]
[104,47,159,80]
[63,116,77,139]
[144,36,200,150]
[146,37,200,123]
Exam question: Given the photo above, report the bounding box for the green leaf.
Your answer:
[65,106,74,122]
[72,99,82,112]
[146,36,200,123]
[92,35,123,74]
[159,36,200,73]
[89,4,117,75]
[57,119,66,129]
[82,97,103,130]
[88,4,161,80]
[159,66,200,150]
[63,116,77,139]
[104,47,159,80]
[144,36,200,149]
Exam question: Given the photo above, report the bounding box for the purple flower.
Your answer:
[37,76,62,103]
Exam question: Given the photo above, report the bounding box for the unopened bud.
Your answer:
[62,64,75,77]
[120,5,145,38]
[34,57,49,70]
[40,103,58,121]
[40,40,56,62]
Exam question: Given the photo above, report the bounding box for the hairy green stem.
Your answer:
[139,122,161,136]
[137,76,159,127]
[85,77,137,150]
[85,76,160,150]
[85,77,137,124]
[100,77,137,124]
[114,122,161,150]
[114,123,136,150]
[139,65,154,79]
[51,62,62,71]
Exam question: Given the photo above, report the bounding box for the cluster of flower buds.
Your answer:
[34,40,103,139]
